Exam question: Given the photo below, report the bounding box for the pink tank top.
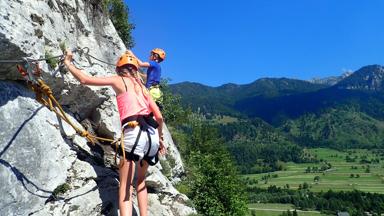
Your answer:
[116,77,151,124]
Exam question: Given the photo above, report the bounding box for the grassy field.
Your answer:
[247,203,330,216]
[244,148,384,215]
[243,148,384,194]
[211,114,239,124]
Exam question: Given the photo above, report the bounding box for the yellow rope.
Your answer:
[32,79,116,145]
[26,78,147,167]
[9,53,133,166]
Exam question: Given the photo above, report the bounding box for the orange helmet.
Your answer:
[116,53,139,71]
[151,48,166,60]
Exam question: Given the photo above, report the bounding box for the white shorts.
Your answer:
[122,125,159,160]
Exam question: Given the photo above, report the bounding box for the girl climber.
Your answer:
[64,49,166,216]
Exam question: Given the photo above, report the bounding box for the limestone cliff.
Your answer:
[0,0,194,215]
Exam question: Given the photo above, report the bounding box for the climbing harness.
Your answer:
[116,114,160,167]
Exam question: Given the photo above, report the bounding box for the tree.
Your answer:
[365,167,370,173]
[292,209,298,216]
[185,118,248,215]
[251,210,256,216]
[280,210,293,216]
[287,210,293,216]
[189,149,247,215]
[313,166,319,173]
[314,176,320,182]
[160,79,191,126]
[305,166,311,173]
[103,0,135,48]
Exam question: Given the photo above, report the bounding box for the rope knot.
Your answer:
[38,81,53,95]
[80,131,96,145]
[80,131,89,137]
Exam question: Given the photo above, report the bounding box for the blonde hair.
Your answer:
[119,67,149,97]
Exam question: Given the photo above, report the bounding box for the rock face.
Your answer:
[0,0,194,215]
[0,81,77,215]
[0,0,123,136]
[309,71,352,86]
[335,65,384,91]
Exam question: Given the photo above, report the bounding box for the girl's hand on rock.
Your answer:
[64,49,73,64]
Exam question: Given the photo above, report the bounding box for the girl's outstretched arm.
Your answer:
[64,49,116,86]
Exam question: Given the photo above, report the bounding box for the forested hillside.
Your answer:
[171,65,384,150]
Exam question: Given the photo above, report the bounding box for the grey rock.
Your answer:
[0,81,196,216]
[0,0,195,214]
[0,81,76,215]
[162,124,185,183]
[335,65,384,91]
[309,71,352,86]
[0,0,124,136]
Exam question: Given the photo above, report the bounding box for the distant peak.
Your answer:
[309,72,352,86]
[335,64,384,91]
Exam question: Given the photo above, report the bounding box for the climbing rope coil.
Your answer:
[1,48,120,150]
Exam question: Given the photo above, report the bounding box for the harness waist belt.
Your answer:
[121,113,159,129]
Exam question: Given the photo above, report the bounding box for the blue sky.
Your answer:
[126,0,384,87]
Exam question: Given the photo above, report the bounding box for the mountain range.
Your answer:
[170,65,384,149]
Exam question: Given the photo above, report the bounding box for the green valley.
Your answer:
[243,148,384,194]
[165,64,384,215]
